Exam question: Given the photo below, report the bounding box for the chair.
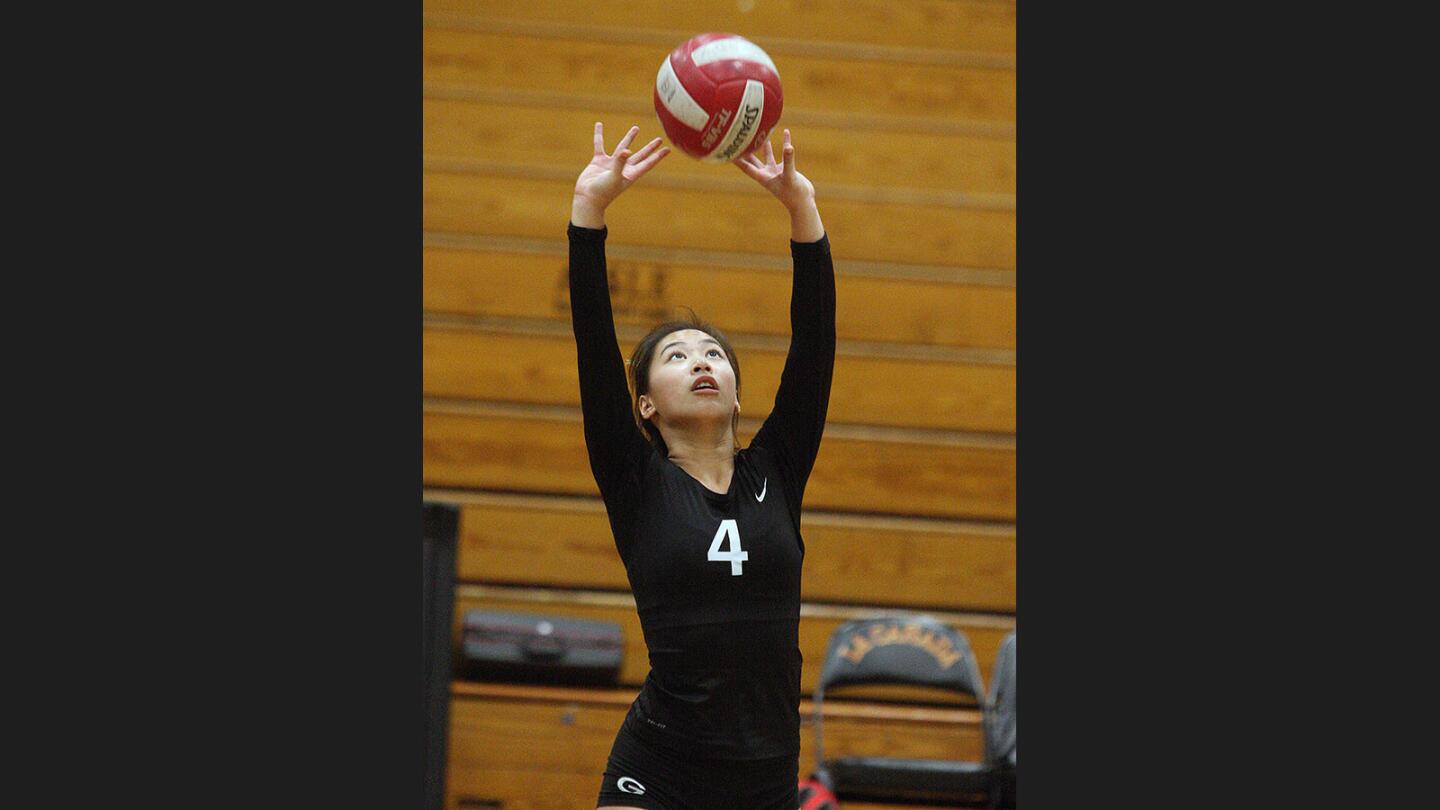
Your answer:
[987,632,1015,809]
[811,615,994,806]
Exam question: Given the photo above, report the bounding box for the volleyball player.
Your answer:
[568,122,834,809]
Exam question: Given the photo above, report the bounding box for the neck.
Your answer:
[659,424,736,493]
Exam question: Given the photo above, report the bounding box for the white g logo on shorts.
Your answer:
[617,776,646,794]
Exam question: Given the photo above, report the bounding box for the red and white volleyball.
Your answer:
[653,33,783,163]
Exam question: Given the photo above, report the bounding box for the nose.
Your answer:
[693,357,711,373]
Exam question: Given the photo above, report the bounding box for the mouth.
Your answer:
[691,375,719,393]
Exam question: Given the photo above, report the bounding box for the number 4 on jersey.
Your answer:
[708,519,749,576]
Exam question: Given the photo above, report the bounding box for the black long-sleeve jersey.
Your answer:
[568,223,836,760]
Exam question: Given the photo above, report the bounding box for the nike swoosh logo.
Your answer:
[756,478,767,502]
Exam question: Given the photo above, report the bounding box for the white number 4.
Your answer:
[707,519,749,576]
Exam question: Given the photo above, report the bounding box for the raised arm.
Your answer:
[735,131,837,506]
[569,123,670,504]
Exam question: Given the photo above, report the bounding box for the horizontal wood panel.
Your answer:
[448,686,980,810]
[423,407,1016,521]
[423,29,1015,127]
[442,491,1015,612]
[425,98,1015,195]
[423,245,1017,350]
[423,327,1015,433]
[452,586,1009,697]
[424,0,1016,57]
[424,172,1017,270]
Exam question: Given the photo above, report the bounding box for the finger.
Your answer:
[732,154,765,181]
[611,149,632,175]
[593,122,605,155]
[629,137,663,165]
[615,125,641,154]
[630,146,671,177]
[782,129,795,175]
[764,138,776,166]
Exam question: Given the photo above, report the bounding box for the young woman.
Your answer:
[569,122,834,810]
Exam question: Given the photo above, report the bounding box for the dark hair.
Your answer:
[628,310,742,455]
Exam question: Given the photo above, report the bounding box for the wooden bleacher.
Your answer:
[424,324,1015,432]
[433,490,1015,614]
[424,404,1015,520]
[424,0,1017,57]
[423,0,1015,805]
[422,28,1014,128]
[449,682,981,810]
[450,583,1011,701]
[426,171,1016,269]
[426,98,1017,197]
[423,239,1016,352]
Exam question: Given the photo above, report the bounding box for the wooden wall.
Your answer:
[423,1,1015,806]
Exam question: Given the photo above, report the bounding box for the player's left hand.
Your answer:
[733,129,815,212]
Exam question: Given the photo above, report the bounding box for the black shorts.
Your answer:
[595,723,798,810]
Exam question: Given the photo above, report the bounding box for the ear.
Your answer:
[734,396,741,417]
[638,395,656,420]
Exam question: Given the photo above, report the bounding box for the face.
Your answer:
[638,329,740,432]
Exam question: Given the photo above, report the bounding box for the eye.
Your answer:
[707,349,723,359]
[668,350,686,361]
